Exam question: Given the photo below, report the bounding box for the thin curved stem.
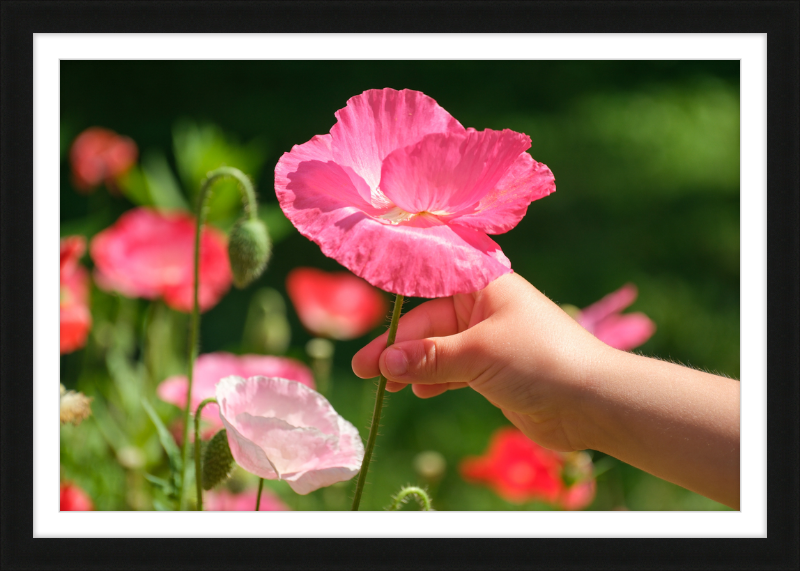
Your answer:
[255,478,264,511]
[351,293,404,511]
[193,397,218,511]
[389,486,433,511]
[177,167,258,510]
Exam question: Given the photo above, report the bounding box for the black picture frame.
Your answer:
[2,1,798,570]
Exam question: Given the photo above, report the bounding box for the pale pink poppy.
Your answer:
[158,352,315,432]
[216,376,364,495]
[70,127,138,193]
[286,267,388,340]
[60,236,92,354]
[90,208,232,312]
[276,88,555,298]
[577,284,656,351]
[204,487,289,511]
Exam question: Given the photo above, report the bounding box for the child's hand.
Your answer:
[353,272,741,508]
[352,273,609,452]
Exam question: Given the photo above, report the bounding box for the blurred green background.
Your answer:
[60,61,739,512]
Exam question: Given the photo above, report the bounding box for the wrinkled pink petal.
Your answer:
[276,88,553,298]
[379,129,530,215]
[157,353,314,431]
[330,88,465,194]
[277,180,511,298]
[217,376,364,495]
[578,283,639,331]
[204,488,289,511]
[593,313,656,352]
[450,153,556,234]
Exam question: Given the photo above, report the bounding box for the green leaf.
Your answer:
[141,150,189,211]
[142,398,182,482]
[172,120,267,222]
[117,165,152,207]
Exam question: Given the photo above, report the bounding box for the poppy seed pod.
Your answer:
[202,429,235,490]
[228,218,271,288]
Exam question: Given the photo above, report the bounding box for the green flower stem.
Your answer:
[178,166,258,510]
[193,397,218,511]
[389,486,433,511]
[255,478,265,511]
[351,293,404,511]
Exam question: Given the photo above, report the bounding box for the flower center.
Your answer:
[376,207,450,226]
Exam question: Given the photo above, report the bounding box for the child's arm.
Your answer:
[352,273,740,509]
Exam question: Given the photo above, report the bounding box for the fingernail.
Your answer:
[384,348,408,377]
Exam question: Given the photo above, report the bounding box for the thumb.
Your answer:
[378,327,488,385]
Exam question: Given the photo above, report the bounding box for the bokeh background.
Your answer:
[60,61,739,511]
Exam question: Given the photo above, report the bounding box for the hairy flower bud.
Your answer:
[228,218,271,288]
[202,429,235,490]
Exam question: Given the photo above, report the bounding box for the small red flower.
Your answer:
[460,427,595,510]
[286,267,388,340]
[90,208,232,313]
[60,236,92,354]
[60,482,93,511]
[70,127,138,193]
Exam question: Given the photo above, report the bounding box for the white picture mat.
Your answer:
[35,33,765,538]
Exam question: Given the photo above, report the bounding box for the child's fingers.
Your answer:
[385,380,408,392]
[411,382,469,399]
[378,324,489,386]
[351,297,458,379]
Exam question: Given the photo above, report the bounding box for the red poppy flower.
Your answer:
[60,236,92,354]
[460,427,595,509]
[90,208,232,313]
[286,267,388,340]
[70,127,138,193]
[60,482,93,511]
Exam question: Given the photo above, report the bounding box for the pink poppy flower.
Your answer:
[60,482,93,511]
[577,284,656,351]
[70,127,138,193]
[158,352,315,432]
[460,427,595,510]
[204,487,290,511]
[286,267,388,340]
[276,88,555,298]
[216,376,364,495]
[90,208,232,313]
[60,236,92,354]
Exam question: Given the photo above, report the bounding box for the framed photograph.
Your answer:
[2,2,798,569]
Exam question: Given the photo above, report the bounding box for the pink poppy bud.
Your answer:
[286,267,388,340]
[90,208,232,313]
[216,376,364,495]
[276,88,555,298]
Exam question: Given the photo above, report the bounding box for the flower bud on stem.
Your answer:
[178,166,259,510]
[193,397,218,511]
